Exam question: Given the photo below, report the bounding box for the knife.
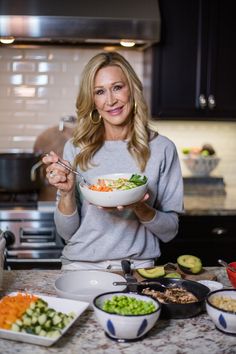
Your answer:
[121,259,138,292]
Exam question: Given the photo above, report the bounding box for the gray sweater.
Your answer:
[54,134,184,264]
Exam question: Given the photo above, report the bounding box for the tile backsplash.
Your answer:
[0,46,235,186]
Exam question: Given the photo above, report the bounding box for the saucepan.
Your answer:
[137,278,210,319]
[0,153,44,192]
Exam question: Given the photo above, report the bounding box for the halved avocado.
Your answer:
[137,266,165,278]
[164,272,182,279]
[177,255,202,274]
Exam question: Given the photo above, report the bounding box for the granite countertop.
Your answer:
[184,184,236,215]
[0,268,235,354]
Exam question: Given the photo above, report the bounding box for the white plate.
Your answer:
[197,280,223,292]
[0,293,89,346]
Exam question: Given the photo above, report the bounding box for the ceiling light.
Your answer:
[0,36,15,44]
[120,40,136,48]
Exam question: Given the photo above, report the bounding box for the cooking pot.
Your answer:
[0,153,44,193]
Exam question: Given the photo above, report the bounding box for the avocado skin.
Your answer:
[177,255,202,274]
[137,266,165,278]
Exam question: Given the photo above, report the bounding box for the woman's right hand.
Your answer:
[42,151,76,195]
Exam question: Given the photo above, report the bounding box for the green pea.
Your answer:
[101,295,156,315]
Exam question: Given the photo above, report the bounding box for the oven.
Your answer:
[0,194,64,269]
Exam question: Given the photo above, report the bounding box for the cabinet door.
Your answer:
[150,0,201,118]
[157,215,236,266]
[149,0,236,119]
[206,0,236,117]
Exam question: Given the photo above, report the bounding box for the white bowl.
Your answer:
[93,292,161,341]
[206,289,236,335]
[183,156,220,176]
[54,270,127,308]
[197,280,223,292]
[79,173,148,207]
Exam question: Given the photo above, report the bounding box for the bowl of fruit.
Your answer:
[182,144,220,177]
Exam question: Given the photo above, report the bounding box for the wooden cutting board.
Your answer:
[133,266,217,282]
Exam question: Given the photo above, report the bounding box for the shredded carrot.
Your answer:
[89,185,113,192]
[0,293,38,329]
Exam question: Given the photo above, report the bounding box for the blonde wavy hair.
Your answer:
[73,51,156,172]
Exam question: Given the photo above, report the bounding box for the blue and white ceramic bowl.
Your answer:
[206,289,236,335]
[93,291,161,341]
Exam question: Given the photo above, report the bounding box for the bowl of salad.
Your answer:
[79,173,148,207]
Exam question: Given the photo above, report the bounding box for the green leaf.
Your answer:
[129,174,147,186]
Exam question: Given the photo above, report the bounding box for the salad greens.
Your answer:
[129,174,148,186]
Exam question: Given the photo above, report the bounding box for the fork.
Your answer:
[56,159,91,187]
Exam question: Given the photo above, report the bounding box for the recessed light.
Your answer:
[120,40,136,48]
[0,36,15,44]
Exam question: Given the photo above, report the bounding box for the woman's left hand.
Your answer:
[97,193,156,222]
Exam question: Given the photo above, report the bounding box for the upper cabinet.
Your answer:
[146,0,236,120]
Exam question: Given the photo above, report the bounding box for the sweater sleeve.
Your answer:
[53,140,81,241]
[141,141,184,242]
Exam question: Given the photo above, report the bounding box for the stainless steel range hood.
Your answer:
[0,0,161,49]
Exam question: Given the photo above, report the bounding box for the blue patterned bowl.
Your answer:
[206,289,236,335]
[93,291,161,342]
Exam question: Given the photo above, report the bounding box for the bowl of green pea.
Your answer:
[93,292,161,342]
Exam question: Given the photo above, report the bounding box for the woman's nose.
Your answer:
[106,91,117,105]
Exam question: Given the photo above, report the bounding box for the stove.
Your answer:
[0,193,64,269]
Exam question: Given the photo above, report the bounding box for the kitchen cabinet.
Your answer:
[147,0,236,119]
[157,215,236,266]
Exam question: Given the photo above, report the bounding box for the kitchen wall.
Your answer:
[0,46,235,186]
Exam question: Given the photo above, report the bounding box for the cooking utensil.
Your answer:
[121,260,138,292]
[0,153,43,192]
[218,259,236,273]
[113,281,168,289]
[137,278,210,319]
[56,159,90,187]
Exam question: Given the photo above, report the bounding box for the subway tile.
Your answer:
[25,74,48,85]
[37,87,63,98]
[0,48,24,59]
[0,98,24,110]
[24,50,49,60]
[0,74,23,85]
[12,61,36,72]
[12,86,36,97]
[25,99,48,111]
[38,62,62,72]
[0,62,11,72]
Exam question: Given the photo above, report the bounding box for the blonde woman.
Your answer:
[43,52,184,270]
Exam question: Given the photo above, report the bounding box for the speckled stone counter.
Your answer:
[0,268,235,354]
[184,185,236,215]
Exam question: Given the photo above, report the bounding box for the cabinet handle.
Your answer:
[211,227,227,236]
[208,95,216,109]
[199,94,207,109]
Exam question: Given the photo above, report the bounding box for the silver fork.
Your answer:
[56,159,91,187]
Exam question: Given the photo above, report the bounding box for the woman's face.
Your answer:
[93,65,132,127]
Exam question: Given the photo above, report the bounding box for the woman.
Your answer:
[43,51,184,270]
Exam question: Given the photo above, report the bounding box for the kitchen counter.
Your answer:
[184,184,236,215]
[0,268,235,354]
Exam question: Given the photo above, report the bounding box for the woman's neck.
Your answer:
[104,126,131,141]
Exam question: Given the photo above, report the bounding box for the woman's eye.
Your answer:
[113,85,122,91]
[95,89,104,95]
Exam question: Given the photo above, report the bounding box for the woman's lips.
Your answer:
[107,107,123,115]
